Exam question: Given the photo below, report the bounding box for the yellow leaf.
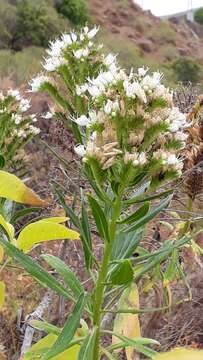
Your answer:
[23,334,80,360]
[0,214,14,240]
[0,171,48,206]
[38,217,69,224]
[0,246,4,262]
[113,283,141,360]
[154,348,203,360]
[0,281,5,311]
[17,218,80,252]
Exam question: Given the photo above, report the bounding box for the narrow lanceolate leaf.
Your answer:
[78,327,97,360]
[110,260,134,285]
[113,283,141,360]
[80,199,93,269]
[11,207,42,224]
[0,237,71,299]
[0,245,4,262]
[124,196,172,233]
[111,229,143,261]
[30,320,62,336]
[17,218,79,253]
[118,202,150,225]
[22,333,80,360]
[0,214,14,240]
[0,170,48,206]
[154,348,203,360]
[43,294,86,359]
[0,281,5,310]
[88,195,110,242]
[42,255,84,299]
[54,187,80,228]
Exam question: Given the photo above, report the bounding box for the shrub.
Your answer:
[0,0,17,48]
[194,7,203,25]
[14,0,66,49]
[173,57,202,84]
[150,21,176,44]
[55,0,89,25]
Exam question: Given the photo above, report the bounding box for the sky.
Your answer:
[135,0,203,16]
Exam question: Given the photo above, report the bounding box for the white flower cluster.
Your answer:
[29,26,188,182]
[0,89,40,163]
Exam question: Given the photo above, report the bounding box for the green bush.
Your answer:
[151,21,176,44]
[173,57,202,84]
[56,0,89,25]
[0,0,17,48]
[194,7,203,25]
[14,0,67,49]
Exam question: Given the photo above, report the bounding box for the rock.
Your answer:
[137,39,153,53]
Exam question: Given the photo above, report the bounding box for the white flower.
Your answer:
[7,89,21,101]
[76,84,88,96]
[124,80,147,103]
[88,85,102,98]
[74,115,90,126]
[74,144,86,157]
[42,111,53,119]
[17,129,27,138]
[61,33,72,46]
[104,53,117,67]
[137,67,148,77]
[74,49,84,59]
[71,32,77,42]
[104,99,119,115]
[47,39,64,57]
[29,125,40,135]
[142,71,163,91]
[12,114,22,125]
[43,56,66,72]
[19,98,31,112]
[87,26,99,39]
[29,75,50,92]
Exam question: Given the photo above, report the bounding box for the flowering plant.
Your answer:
[0,27,198,360]
[0,89,39,170]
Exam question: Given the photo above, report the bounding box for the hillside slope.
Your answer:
[88,0,203,66]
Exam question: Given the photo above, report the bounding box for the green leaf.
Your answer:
[118,202,150,225]
[0,237,71,299]
[0,214,14,240]
[42,254,84,299]
[11,207,41,224]
[78,327,97,360]
[54,187,80,228]
[17,217,79,253]
[124,189,173,206]
[43,294,86,359]
[110,260,134,285]
[88,195,110,242]
[124,196,172,234]
[23,334,80,360]
[111,228,143,261]
[80,198,93,269]
[30,320,62,336]
[0,170,47,206]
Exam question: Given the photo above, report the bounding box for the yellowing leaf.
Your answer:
[0,246,4,262]
[0,214,14,240]
[17,218,80,252]
[23,333,80,360]
[154,348,203,360]
[0,171,48,206]
[113,283,141,360]
[0,281,5,311]
[40,217,69,224]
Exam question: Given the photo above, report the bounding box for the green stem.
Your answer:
[92,196,122,360]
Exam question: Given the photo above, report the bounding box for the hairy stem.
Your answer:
[92,196,122,360]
